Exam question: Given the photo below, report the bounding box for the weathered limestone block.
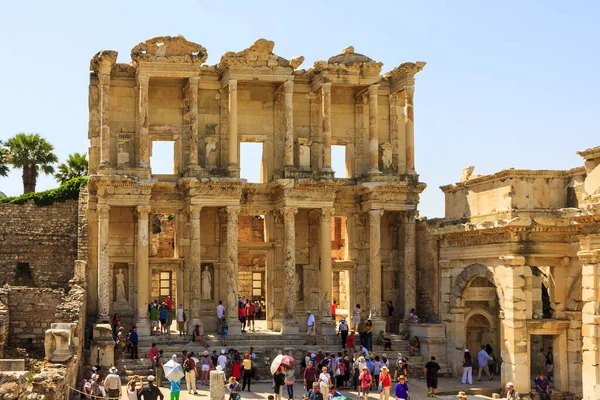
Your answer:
[44,328,72,362]
[297,138,311,168]
[210,369,225,400]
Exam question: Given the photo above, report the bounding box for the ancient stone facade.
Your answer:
[431,147,600,399]
[0,201,79,289]
[86,36,426,335]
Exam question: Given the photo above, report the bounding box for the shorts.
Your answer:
[160,319,167,325]
[151,321,159,328]
[202,365,209,372]
[547,364,554,373]
[247,315,255,322]
[307,325,316,336]
[426,376,438,389]
[361,388,370,394]
[354,316,361,325]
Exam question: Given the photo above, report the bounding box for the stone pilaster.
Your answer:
[579,249,600,400]
[97,205,110,321]
[499,255,531,393]
[403,211,417,317]
[187,77,200,168]
[369,209,386,333]
[320,208,336,334]
[188,205,202,331]
[135,206,151,335]
[404,86,415,172]
[228,79,238,169]
[282,207,299,333]
[98,64,112,168]
[321,83,332,172]
[137,72,150,168]
[225,206,241,334]
[284,80,294,167]
[368,84,380,174]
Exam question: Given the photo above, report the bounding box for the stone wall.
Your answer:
[416,218,442,322]
[0,200,79,289]
[0,287,63,351]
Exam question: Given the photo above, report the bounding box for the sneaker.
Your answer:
[427,392,431,397]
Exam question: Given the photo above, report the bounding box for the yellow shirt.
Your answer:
[243,359,252,370]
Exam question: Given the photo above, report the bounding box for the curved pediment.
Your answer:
[131,36,208,64]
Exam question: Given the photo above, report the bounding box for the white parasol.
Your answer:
[163,359,184,382]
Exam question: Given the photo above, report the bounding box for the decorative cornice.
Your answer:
[577,145,600,160]
[131,36,207,64]
[499,255,526,266]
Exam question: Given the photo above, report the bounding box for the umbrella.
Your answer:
[270,354,297,375]
[163,359,184,382]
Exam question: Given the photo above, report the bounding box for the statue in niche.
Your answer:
[201,265,212,300]
[115,268,127,302]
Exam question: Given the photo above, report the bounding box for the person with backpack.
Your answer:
[338,318,349,349]
[183,353,198,395]
[304,360,319,396]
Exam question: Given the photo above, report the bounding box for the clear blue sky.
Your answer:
[1,0,598,217]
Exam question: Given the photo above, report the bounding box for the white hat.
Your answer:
[91,366,97,371]
[84,382,92,389]
[109,367,118,374]
[464,349,469,352]
[506,382,514,388]
[172,354,178,360]
[397,353,402,357]
[307,310,311,314]
[221,349,226,354]
[203,350,209,355]
[147,375,155,382]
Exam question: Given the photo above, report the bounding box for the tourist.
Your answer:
[221,317,229,346]
[137,375,164,400]
[165,296,173,310]
[231,351,242,380]
[387,301,394,317]
[379,366,392,400]
[406,309,419,324]
[338,318,349,349]
[328,385,342,400]
[485,344,496,375]
[537,348,546,376]
[393,353,408,382]
[423,356,441,398]
[166,305,173,338]
[155,350,165,387]
[352,304,362,331]
[318,365,332,394]
[535,374,551,400]
[359,366,372,400]
[477,345,494,381]
[238,299,247,332]
[347,331,356,352]
[193,322,209,347]
[150,303,159,335]
[117,327,127,360]
[183,352,198,395]
[226,376,242,400]
[365,320,373,351]
[306,310,317,345]
[506,382,520,400]
[273,367,285,400]
[456,391,467,400]
[104,366,121,399]
[160,303,168,335]
[217,300,225,332]
[242,353,253,391]
[167,356,182,400]
[408,337,419,356]
[112,313,121,337]
[176,304,186,337]
[91,373,106,398]
[254,300,261,320]
[394,375,409,400]
[200,350,213,386]
[379,330,392,350]
[245,299,256,332]
[546,346,554,381]
[129,326,139,359]
[126,375,143,400]
[260,299,266,320]
[332,300,337,321]
[372,356,382,388]
[149,343,159,373]
[308,382,323,400]
[461,349,473,385]
[342,355,351,389]
[358,319,366,347]
[304,360,319,395]
[284,364,295,399]
[218,349,228,370]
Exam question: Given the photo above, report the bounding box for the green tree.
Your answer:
[0,141,9,177]
[5,133,58,194]
[55,152,88,184]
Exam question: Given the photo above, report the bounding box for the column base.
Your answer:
[370,317,387,335]
[135,317,151,336]
[188,318,202,335]
[228,166,240,178]
[280,319,299,334]
[319,318,336,336]
[368,169,382,175]
[185,165,203,177]
[227,319,243,336]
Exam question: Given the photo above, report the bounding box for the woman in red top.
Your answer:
[379,366,391,400]
[238,303,247,333]
[359,366,372,400]
[231,352,242,380]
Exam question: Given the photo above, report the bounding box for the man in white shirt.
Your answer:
[306,310,316,345]
[217,348,228,370]
[176,304,186,337]
[104,367,121,399]
[217,300,225,333]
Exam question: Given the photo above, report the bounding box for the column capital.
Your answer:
[280,207,298,223]
[188,205,203,217]
[499,255,526,266]
[97,204,111,217]
[403,85,415,98]
[229,79,238,91]
[321,208,335,222]
[136,71,150,84]
[136,205,151,219]
[368,84,380,96]
[321,82,332,92]
[284,80,294,93]
[369,209,384,220]
[578,250,600,264]
[226,205,241,219]
[188,76,200,85]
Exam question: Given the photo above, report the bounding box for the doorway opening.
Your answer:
[151,213,177,258]
[240,142,264,183]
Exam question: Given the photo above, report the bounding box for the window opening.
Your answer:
[240,142,264,183]
[332,145,348,178]
[150,141,175,174]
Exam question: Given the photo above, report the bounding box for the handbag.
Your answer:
[377,382,383,393]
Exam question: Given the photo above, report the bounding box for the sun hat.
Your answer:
[307,310,311,314]
[221,349,226,354]
[380,366,389,372]
[456,391,467,397]
[464,349,469,352]
[147,375,155,381]
[506,382,514,388]
[362,366,368,370]
[109,367,118,374]
[203,350,209,355]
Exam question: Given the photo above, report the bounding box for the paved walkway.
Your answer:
[117,378,501,400]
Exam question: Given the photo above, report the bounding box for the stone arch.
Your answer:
[449,263,504,309]
[566,275,583,312]
[465,308,495,328]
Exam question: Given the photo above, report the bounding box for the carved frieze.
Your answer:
[131,36,208,64]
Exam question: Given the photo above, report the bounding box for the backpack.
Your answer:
[182,311,187,322]
[183,359,191,373]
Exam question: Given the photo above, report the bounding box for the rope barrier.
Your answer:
[67,385,123,400]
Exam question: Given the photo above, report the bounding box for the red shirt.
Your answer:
[246,302,255,315]
[332,303,337,315]
[380,374,391,387]
[347,335,355,349]
[238,306,246,317]
[148,347,158,361]
[166,299,173,310]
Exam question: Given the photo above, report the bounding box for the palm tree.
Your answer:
[55,152,88,184]
[5,133,58,193]
[0,142,9,177]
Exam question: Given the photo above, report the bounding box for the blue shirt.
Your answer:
[394,382,409,399]
[535,377,550,393]
[160,308,167,320]
[129,331,138,342]
[169,378,181,392]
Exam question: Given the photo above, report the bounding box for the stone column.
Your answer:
[97,205,110,321]
[137,73,150,168]
[321,83,332,172]
[225,206,241,335]
[403,211,417,317]
[404,86,415,172]
[368,84,380,174]
[135,206,151,335]
[282,207,299,333]
[98,64,112,167]
[499,256,531,394]
[188,205,202,331]
[369,210,384,329]
[284,80,295,167]
[579,249,600,400]
[320,208,336,334]
[188,76,200,167]
[228,79,238,168]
